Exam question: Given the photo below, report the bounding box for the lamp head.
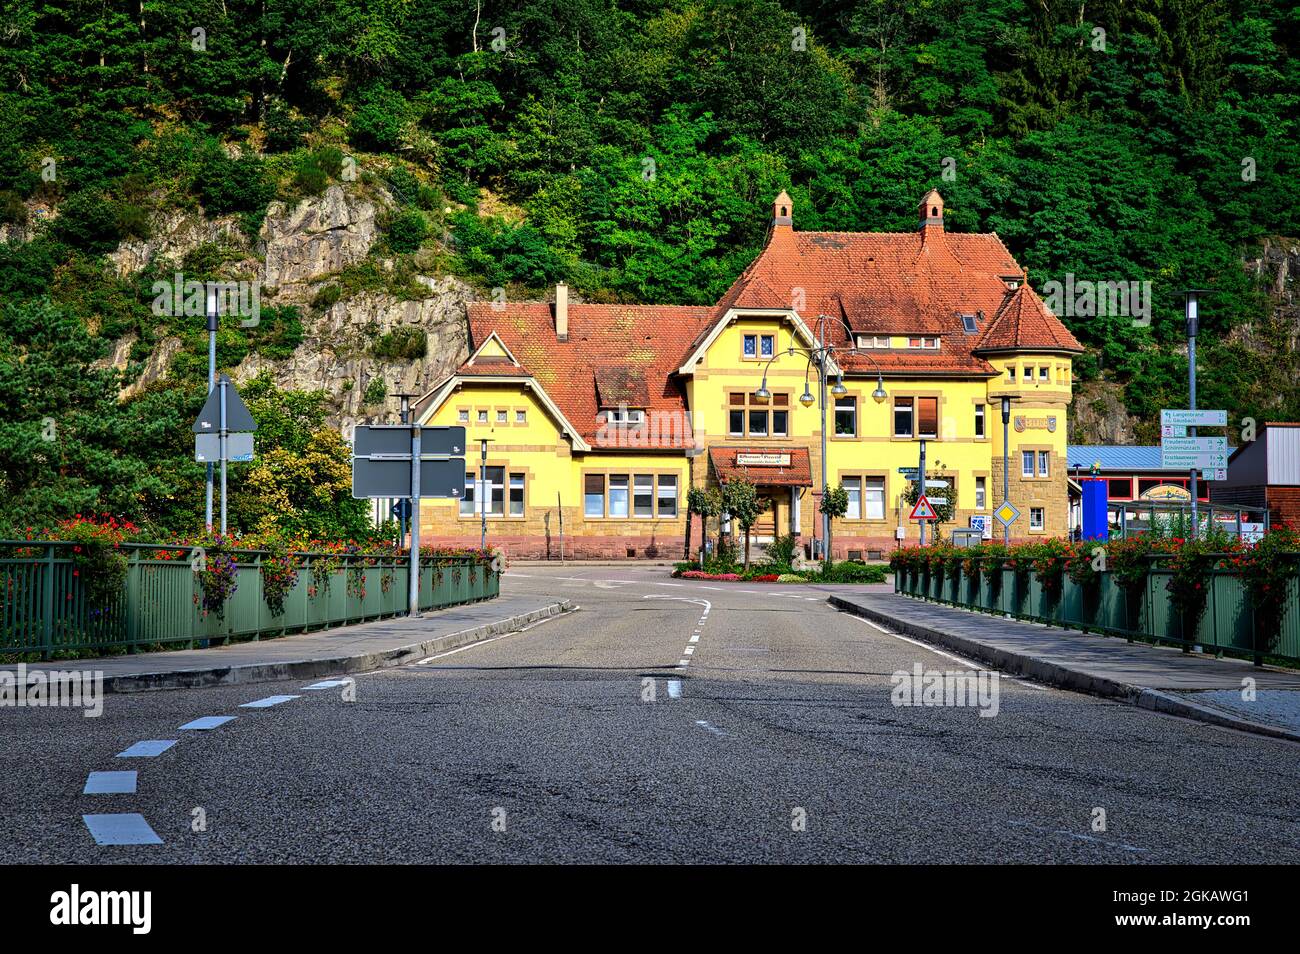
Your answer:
[831,375,848,397]
[871,374,887,404]
[754,382,772,402]
[799,388,816,408]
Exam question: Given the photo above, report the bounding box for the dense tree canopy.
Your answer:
[0,0,1297,531]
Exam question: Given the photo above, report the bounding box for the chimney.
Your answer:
[555,282,568,342]
[918,189,944,231]
[772,190,793,231]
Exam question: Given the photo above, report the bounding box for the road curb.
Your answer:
[97,600,574,693]
[828,594,1300,744]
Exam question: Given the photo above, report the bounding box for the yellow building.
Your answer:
[412,190,1083,559]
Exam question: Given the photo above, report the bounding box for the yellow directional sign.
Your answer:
[994,501,1020,527]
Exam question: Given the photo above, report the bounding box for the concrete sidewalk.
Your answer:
[830,591,1300,743]
[1,595,572,693]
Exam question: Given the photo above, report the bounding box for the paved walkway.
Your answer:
[830,590,1300,742]
[1,595,571,692]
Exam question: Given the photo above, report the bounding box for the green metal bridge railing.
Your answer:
[0,542,499,659]
[894,554,1300,668]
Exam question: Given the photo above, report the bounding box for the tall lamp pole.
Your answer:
[755,314,888,562]
[1182,290,1210,539]
[1001,395,1013,544]
[205,284,217,531]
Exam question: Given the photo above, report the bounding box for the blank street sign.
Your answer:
[352,457,465,499]
[354,425,417,457]
[354,424,466,457]
[195,432,254,463]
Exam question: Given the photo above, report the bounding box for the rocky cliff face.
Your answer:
[99,184,473,432]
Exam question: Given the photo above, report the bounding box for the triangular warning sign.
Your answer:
[192,375,258,433]
[909,494,938,520]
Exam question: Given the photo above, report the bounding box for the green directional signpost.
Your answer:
[192,374,257,533]
[1160,409,1229,537]
[352,424,466,617]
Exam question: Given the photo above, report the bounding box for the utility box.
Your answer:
[1081,478,1108,541]
[951,529,983,548]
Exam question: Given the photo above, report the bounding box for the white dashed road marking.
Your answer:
[239,695,301,709]
[83,813,163,846]
[642,596,711,670]
[667,679,683,699]
[695,720,727,737]
[83,771,137,795]
[303,679,351,690]
[116,740,177,758]
[180,716,235,730]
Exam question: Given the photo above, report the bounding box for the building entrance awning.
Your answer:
[709,447,813,487]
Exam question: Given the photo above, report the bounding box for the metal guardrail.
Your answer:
[0,541,499,659]
[894,557,1300,667]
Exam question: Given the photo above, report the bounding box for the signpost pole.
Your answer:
[918,438,927,546]
[218,374,228,534]
[409,425,422,617]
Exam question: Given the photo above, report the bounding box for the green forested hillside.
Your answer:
[1,0,1297,534]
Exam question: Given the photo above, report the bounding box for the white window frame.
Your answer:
[844,477,862,520]
[1022,451,1035,478]
[865,477,885,520]
[1030,507,1045,530]
[605,407,646,426]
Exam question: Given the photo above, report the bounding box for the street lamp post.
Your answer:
[1181,290,1210,540]
[753,314,888,562]
[479,438,489,551]
[1001,395,1013,544]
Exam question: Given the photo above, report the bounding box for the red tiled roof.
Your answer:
[702,194,1081,371]
[709,446,813,487]
[459,302,715,449]
[976,283,1083,354]
[434,192,1081,439]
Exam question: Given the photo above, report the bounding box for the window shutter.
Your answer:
[918,397,938,436]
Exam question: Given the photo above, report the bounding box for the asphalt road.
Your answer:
[3,565,1298,864]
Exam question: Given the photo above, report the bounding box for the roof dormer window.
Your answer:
[1001,275,1022,290]
[604,407,645,426]
[907,337,940,349]
[856,335,889,349]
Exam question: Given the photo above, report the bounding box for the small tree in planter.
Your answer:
[820,483,850,567]
[721,477,766,571]
[687,486,720,565]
